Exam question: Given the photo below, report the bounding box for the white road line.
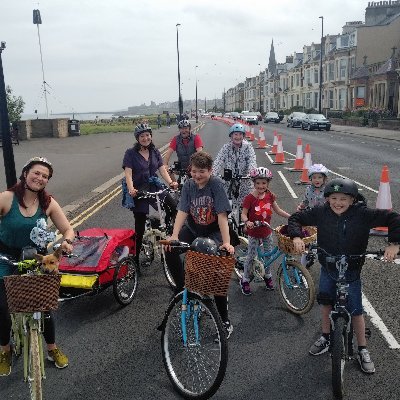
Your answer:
[278,170,298,199]
[264,151,274,163]
[362,293,400,349]
[327,170,378,193]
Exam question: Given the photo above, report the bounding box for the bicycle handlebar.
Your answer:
[159,239,231,257]
[308,244,390,260]
[136,187,176,199]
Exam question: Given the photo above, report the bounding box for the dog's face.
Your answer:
[34,247,62,274]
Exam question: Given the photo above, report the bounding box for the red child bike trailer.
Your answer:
[59,228,138,306]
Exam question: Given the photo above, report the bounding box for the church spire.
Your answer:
[268,39,277,75]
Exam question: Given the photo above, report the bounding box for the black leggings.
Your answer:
[164,225,229,323]
[133,193,177,263]
[0,280,55,346]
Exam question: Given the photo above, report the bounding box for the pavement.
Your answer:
[330,123,400,141]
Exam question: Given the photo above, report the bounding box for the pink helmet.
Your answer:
[250,167,273,180]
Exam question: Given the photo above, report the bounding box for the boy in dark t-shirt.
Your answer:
[165,151,235,338]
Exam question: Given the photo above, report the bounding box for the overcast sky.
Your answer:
[1,0,366,114]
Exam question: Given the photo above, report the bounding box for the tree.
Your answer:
[6,85,24,124]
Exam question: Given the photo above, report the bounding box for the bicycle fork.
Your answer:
[181,289,201,347]
[280,257,304,289]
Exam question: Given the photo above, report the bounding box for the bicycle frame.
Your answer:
[180,288,202,346]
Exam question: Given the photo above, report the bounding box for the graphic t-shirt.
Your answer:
[242,191,276,238]
[178,176,231,236]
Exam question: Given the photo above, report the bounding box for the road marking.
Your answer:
[264,151,274,163]
[278,170,298,199]
[362,293,400,350]
[327,170,378,193]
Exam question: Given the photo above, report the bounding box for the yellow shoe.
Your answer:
[47,348,69,369]
[0,351,11,376]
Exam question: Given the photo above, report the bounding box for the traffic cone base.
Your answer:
[295,168,310,185]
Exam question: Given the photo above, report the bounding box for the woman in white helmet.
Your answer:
[297,164,329,211]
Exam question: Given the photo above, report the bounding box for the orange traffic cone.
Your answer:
[296,144,312,184]
[272,135,287,164]
[287,137,304,172]
[249,126,255,141]
[269,132,278,154]
[257,127,267,148]
[371,165,392,235]
[245,124,251,139]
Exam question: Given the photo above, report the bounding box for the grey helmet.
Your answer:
[134,123,152,140]
[191,237,218,255]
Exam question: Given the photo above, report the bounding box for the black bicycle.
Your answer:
[308,245,387,399]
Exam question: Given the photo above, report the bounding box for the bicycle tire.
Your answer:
[331,316,347,400]
[277,260,315,315]
[161,292,228,399]
[234,236,248,280]
[161,247,176,290]
[28,328,42,400]
[113,257,138,306]
[11,315,22,356]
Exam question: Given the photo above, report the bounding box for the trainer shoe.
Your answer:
[309,336,330,356]
[264,276,275,290]
[47,348,69,369]
[240,279,251,296]
[0,351,11,376]
[224,320,234,340]
[358,349,375,374]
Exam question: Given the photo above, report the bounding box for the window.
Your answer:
[296,94,300,106]
[340,35,349,48]
[356,86,365,98]
[314,69,319,84]
[305,92,311,108]
[338,88,346,109]
[329,90,334,109]
[296,74,300,86]
[305,69,310,85]
[314,92,319,108]
[328,63,334,81]
[339,59,347,79]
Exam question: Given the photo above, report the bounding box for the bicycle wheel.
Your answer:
[161,246,176,290]
[139,238,155,268]
[11,314,23,356]
[331,316,347,400]
[161,292,228,399]
[234,236,248,279]
[28,328,42,400]
[277,260,315,315]
[113,257,138,306]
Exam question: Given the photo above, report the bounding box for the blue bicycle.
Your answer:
[158,240,234,399]
[234,222,316,315]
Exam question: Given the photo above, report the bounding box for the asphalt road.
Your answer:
[1,119,400,400]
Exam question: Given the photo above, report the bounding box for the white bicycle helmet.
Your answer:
[178,119,191,129]
[250,167,273,180]
[308,164,328,178]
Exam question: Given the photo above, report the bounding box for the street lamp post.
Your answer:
[258,64,262,114]
[318,16,324,114]
[176,23,183,118]
[0,41,17,188]
[195,65,198,123]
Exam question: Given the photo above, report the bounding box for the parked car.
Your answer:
[241,112,259,125]
[287,112,306,128]
[301,114,331,131]
[230,112,240,120]
[264,112,280,123]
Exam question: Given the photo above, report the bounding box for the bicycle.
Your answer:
[1,250,60,400]
[221,169,252,237]
[234,222,316,314]
[309,245,387,400]
[137,188,177,289]
[158,240,235,399]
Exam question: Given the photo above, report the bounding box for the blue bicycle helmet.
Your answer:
[229,123,245,136]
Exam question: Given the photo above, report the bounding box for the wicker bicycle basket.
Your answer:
[275,225,317,255]
[3,274,61,313]
[184,250,235,297]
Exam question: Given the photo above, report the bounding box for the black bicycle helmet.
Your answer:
[178,119,191,129]
[191,237,218,255]
[324,178,358,198]
[134,123,152,140]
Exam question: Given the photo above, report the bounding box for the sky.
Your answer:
[0,0,367,114]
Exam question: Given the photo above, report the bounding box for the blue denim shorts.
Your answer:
[318,267,363,316]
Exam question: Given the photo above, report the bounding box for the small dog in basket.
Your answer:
[34,247,62,274]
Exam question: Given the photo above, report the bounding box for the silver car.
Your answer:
[287,112,306,128]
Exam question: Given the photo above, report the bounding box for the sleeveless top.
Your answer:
[0,195,47,277]
[175,134,196,170]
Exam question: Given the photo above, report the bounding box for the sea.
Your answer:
[20,112,139,121]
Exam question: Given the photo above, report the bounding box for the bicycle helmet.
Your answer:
[134,123,152,140]
[229,123,245,136]
[22,156,53,179]
[191,237,218,255]
[178,119,191,129]
[308,164,329,178]
[324,178,358,198]
[250,167,273,180]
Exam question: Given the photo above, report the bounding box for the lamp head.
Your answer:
[0,41,6,50]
